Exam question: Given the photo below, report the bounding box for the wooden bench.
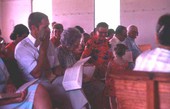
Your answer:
[138,44,152,52]
[106,70,170,109]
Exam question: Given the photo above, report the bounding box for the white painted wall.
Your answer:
[1,0,31,42]
[1,0,94,41]
[0,0,170,47]
[120,0,170,48]
[95,0,120,30]
[52,0,94,33]
[33,0,52,29]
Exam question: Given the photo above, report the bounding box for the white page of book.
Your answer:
[62,56,91,91]
[16,79,38,93]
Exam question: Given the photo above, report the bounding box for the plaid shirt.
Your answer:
[134,47,170,72]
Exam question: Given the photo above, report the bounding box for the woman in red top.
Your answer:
[5,24,29,59]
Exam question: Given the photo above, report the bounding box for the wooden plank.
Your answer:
[146,80,160,109]
[107,70,170,109]
[110,70,170,82]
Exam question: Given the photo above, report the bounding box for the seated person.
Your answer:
[106,43,129,76]
[134,13,170,72]
[5,24,29,59]
[15,12,88,109]
[0,57,52,109]
[74,32,91,60]
[105,44,129,97]
[0,29,7,58]
[81,22,113,80]
[4,24,29,88]
[80,33,91,51]
[123,25,141,62]
[51,23,64,48]
[109,25,127,53]
[57,27,105,109]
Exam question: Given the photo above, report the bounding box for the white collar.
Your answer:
[28,34,40,49]
[28,34,36,44]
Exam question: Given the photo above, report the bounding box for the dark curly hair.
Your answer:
[114,44,127,57]
[10,24,29,40]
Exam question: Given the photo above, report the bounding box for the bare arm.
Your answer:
[30,27,51,78]
[0,90,27,106]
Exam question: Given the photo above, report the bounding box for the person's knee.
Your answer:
[36,84,49,95]
[34,84,52,109]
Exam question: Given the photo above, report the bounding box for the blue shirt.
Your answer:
[123,36,141,61]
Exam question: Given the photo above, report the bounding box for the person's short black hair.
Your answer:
[115,25,126,35]
[96,22,109,29]
[156,13,170,46]
[53,23,64,30]
[107,29,115,37]
[114,43,127,57]
[28,12,48,29]
[75,25,85,33]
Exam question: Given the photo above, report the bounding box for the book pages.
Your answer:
[62,56,91,91]
[16,79,38,93]
[0,79,38,100]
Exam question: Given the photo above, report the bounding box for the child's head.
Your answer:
[114,44,127,57]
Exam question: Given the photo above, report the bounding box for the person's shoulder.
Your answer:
[109,36,116,41]
[86,37,95,43]
[123,37,131,44]
[136,49,151,58]
[85,37,95,47]
[16,37,28,47]
[135,49,153,66]
[15,37,33,54]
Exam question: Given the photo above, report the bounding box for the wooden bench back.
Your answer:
[108,70,170,109]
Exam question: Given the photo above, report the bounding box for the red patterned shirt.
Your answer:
[81,35,113,66]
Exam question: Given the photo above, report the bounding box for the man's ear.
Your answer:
[31,25,39,34]
[30,25,36,31]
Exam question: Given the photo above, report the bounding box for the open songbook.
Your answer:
[62,56,94,91]
[0,79,38,100]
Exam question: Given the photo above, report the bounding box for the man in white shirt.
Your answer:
[15,12,88,109]
[109,25,127,53]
